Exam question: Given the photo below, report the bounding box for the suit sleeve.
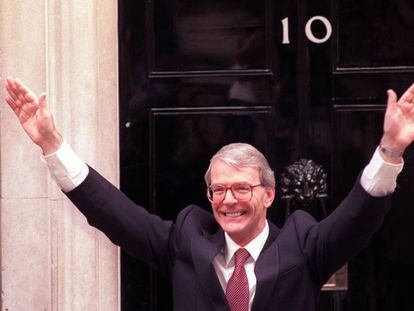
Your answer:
[65,166,174,276]
[296,176,392,285]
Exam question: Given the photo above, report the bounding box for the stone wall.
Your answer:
[0,1,119,309]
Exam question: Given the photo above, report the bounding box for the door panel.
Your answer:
[336,0,414,68]
[150,0,269,73]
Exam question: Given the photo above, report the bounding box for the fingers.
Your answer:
[37,93,51,118]
[14,78,37,103]
[385,89,397,114]
[5,77,24,111]
[4,95,19,113]
[4,77,44,124]
[4,77,41,113]
[395,84,414,115]
[38,93,47,110]
[5,77,37,103]
[5,78,19,101]
[387,89,397,105]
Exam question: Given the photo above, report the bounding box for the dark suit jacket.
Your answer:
[66,167,392,310]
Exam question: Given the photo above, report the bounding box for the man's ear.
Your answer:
[264,187,275,208]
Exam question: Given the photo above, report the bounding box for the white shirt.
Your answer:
[41,141,403,310]
[213,221,269,310]
[41,140,89,192]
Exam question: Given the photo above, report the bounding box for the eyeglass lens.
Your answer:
[207,183,256,202]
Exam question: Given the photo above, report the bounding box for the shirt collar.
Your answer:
[223,221,270,265]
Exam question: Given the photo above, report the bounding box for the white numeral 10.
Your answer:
[281,16,332,44]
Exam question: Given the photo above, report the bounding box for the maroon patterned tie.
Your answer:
[226,248,250,311]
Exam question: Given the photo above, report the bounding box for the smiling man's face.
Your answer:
[209,159,275,246]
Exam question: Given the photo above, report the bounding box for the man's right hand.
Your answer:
[4,77,62,155]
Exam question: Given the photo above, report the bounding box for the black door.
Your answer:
[119,0,414,310]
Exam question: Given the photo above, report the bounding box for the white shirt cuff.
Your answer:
[40,140,89,192]
[360,147,403,197]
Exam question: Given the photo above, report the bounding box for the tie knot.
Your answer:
[234,248,250,267]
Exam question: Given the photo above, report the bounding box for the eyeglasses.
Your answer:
[207,182,263,203]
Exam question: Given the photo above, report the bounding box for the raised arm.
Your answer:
[306,83,414,284]
[4,77,62,154]
[4,78,175,272]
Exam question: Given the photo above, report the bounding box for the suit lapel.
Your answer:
[251,223,281,311]
[192,228,229,311]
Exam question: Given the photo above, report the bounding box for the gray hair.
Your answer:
[204,143,275,187]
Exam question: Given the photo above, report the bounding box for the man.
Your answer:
[4,77,414,310]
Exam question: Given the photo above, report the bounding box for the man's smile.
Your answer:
[223,211,247,218]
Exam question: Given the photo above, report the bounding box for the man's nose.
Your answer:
[222,188,237,204]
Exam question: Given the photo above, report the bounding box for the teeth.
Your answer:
[225,212,243,217]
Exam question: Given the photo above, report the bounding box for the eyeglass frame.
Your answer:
[206,182,264,203]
